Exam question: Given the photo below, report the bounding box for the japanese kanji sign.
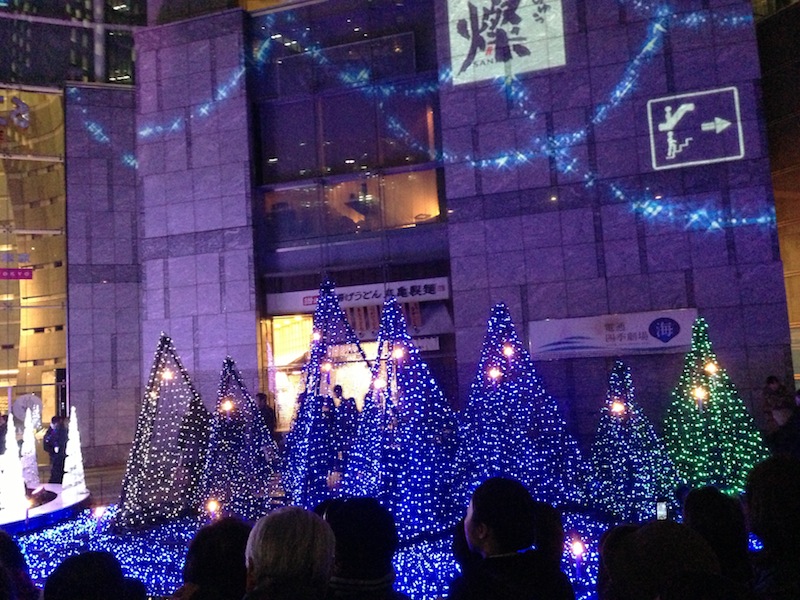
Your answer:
[447,0,565,86]
[529,308,698,360]
[647,87,745,171]
[266,277,450,314]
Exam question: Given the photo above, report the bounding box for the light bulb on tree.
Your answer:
[704,362,718,375]
[488,366,502,380]
[502,344,514,358]
[321,361,332,373]
[220,399,234,413]
[161,369,174,381]
[392,347,405,360]
[610,400,626,415]
[373,378,387,390]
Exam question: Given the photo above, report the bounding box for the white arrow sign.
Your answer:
[701,117,731,134]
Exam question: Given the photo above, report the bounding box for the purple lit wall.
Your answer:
[134,9,260,404]
[436,0,791,438]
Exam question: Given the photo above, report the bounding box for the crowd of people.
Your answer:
[0,454,798,600]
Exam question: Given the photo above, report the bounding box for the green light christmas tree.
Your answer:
[587,360,676,521]
[114,334,211,530]
[663,318,769,495]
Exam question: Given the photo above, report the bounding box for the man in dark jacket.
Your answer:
[43,415,68,484]
[449,477,574,600]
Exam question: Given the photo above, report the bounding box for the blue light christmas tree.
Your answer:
[283,279,368,509]
[663,318,769,495]
[202,357,277,521]
[344,296,459,539]
[114,334,211,531]
[586,360,676,522]
[452,303,584,509]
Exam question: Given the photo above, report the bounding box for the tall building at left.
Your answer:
[0,0,143,463]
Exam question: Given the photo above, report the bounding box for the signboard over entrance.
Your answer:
[266,277,450,314]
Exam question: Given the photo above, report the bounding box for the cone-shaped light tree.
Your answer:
[21,407,40,490]
[344,296,459,539]
[0,416,26,511]
[663,318,769,495]
[202,357,277,520]
[62,406,87,494]
[452,303,584,509]
[587,361,676,521]
[284,279,369,509]
[114,334,211,530]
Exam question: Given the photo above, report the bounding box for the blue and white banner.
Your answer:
[529,308,698,360]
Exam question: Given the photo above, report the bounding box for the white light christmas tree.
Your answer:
[452,303,585,509]
[586,361,676,522]
[663,318,769,495]
[114,334,211,530]
[61,406,87,494]
[0,416,27,511]
[202,357,277,521]
[344,296,459,539]
[21,407,40,490]
[284,279,369,509]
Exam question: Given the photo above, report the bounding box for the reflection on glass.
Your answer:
[0,89,66,422]
[262,168,440,243]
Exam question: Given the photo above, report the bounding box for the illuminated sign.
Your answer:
[647,87,744,171]
[529,309,698,360]
[447,0,565,86]
[266,277,450,313]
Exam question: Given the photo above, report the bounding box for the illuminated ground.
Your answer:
[15,506,603,600]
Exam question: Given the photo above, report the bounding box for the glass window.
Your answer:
[106,30,134,83]
[383,169,440,228]
[380,81,437,168]
[104,0,146,26]
[263,185,324,242]
[261,99,318,182]
[324,176,381,234]
[321,90,377,175]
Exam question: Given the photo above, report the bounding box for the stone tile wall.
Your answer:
[66,85,140,466]
[437,0,792,442]
[135,9,260,406]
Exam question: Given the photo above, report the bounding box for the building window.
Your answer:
[261,167,441,244]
